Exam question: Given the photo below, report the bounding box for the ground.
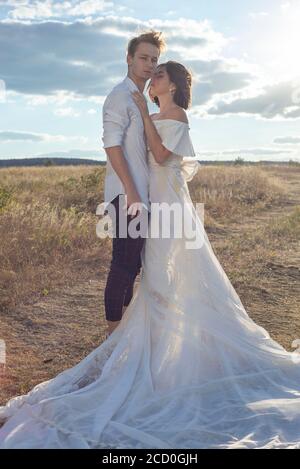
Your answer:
[0,164,299,405]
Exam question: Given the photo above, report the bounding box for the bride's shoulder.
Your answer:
[166,107,189,124]
[150,109,189,124]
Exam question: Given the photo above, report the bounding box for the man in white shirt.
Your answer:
[102,31,166,336]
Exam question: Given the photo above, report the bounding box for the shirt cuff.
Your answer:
[102,134,123,148]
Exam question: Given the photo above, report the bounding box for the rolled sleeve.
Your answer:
[102,93,129,149]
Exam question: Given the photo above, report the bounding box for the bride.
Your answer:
[1,61,300,449]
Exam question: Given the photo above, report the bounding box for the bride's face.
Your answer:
[150,66,175,98]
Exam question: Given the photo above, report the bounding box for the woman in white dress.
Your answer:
[0,61,300,449]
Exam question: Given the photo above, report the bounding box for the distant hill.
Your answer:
[0,158,106,168]
[0,157,298,168]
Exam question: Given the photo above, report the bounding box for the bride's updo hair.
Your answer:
[149,61,192,110]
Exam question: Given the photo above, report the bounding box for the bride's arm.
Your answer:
[131,91,171,164]
[143,115,172,164]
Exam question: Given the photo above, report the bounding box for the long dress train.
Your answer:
[0,119,300,449]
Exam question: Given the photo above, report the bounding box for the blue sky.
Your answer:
[0,0,300,162]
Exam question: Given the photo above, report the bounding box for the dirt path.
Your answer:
[208,167,300,352]
[0,168,299,406]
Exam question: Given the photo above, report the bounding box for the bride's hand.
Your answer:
[131,91,149,120]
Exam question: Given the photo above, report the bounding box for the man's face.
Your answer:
[127,42,159,81]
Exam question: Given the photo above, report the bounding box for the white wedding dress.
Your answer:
[1,119,300,449]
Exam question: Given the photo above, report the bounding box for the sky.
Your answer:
[0,0,300,162]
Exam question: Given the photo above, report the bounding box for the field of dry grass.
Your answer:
[0,163,299,405]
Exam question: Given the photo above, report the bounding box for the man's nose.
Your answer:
[148,60,156,70]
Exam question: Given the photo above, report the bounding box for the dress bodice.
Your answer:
[146,119,201,182]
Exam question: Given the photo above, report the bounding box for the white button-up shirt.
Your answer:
[102,76,150,211]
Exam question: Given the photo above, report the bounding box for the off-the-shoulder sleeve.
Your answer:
[159,121,201,181]
[159,121,196,158]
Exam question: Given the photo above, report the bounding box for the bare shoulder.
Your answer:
[165,107,189,124]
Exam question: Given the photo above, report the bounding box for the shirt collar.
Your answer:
[123,75,141,93]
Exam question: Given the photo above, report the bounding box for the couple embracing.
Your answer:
[102,30,201,337]
[1,30,300,450]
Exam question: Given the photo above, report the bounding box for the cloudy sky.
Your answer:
[0,0,300,162]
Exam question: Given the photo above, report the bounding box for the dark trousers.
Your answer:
[104,194,149,322]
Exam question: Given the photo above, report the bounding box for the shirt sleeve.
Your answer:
[102,92,129,149]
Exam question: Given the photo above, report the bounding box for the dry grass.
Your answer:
[189,165,287,224]
[0,163,299,405]
[0,165,110,312]
[0,164,288,313]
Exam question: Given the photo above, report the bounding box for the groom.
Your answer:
[102,31,166,336]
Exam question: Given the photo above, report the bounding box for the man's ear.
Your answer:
[126,53,132,66]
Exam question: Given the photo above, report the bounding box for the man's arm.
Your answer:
[104,146,142,215]
[102,95,142,216]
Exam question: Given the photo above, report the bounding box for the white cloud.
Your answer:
[0,0,29,7]
[0,16,240,97]
[0,130,87,143]
[205,79,300,120]
[26,94,50,105]
[0,17,253,105]
[36,148,103,159]
[281,2,291,12]
[1,14,299,121]
[166,10,176,16]
[0,130,64,142]
[3,0,114,20]
[87,108,97,114]
[221,147,294,155]
[249,11,269,19]
[9,0,54,20]
[274,136,300,144]
[161,18,232,60]
[69,0,114,17]
[0,78,6,102]
[54,107,81,117]
[87,95,106,104]
[197,147,298,162]
[25,90,92,106]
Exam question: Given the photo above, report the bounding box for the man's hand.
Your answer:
[105,146,144,218]
[126,189,143,217]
